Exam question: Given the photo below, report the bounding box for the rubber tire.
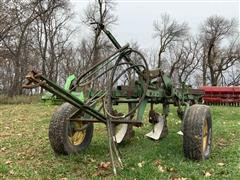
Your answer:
[183,104,212,160]
[49,103,93,155]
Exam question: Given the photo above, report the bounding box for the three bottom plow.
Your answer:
[23,23,212,175]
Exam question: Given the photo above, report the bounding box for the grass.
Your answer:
[0,95,40,104]
[0,103,240,179]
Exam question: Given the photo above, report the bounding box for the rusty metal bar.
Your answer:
[70,118,142,126]
[24,71,107,123]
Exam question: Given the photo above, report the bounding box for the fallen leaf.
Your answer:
[204,171,212,177]
[89,158,96,163]
[137,161,145,168]
[60,178,68,180]
[154,160,161,166]
[9,170,14,175]
[158,165,165,172]
[166,167,176,173]
[1,147,7,151]
[99,161,111,170]
[5,160,13,165]
[217,162,224,166]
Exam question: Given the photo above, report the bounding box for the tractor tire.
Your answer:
[49,103,93,155]
[183,104,212,160]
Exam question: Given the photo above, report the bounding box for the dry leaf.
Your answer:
[166,167,176,173]
[1,147,7,151]
[154,160,161,166]
[217,162,224,166]
[99,161,111,170]
[9,170,14,175]
[204,171,212,177]
[158,165,165,172]
[5,160,13,165]
[60,178,68,180]
[137,161,145,168]
[89,158,96,163]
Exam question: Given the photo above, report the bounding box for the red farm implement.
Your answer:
[200,86,240,106]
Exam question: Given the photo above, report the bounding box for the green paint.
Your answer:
[64,74,76,90]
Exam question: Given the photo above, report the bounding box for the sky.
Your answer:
[69,0,240,50]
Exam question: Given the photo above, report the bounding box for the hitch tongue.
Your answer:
[22,70,43,89]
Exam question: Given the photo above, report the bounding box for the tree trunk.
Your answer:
[8,59,20,96]
[202,55,207,85]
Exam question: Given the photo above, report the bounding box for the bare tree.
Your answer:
[200,15,239,86]
[83,0,117,67]
[177,38,202,85]
[153,13,189,69]
[0,0,41,96]
[165,37,202,86]
[34,0,72,81]
[0,0,72,96]
[81,0,117,89]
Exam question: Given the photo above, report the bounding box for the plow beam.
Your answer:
[23,71,143,126]
[23,71,107,123]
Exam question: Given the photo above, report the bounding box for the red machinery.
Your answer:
[200,86,240,106]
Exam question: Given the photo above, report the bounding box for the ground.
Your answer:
[0,103,239,179]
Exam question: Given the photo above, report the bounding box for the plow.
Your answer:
[23,23,212,175]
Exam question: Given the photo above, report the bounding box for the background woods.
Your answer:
[0,0,239,96]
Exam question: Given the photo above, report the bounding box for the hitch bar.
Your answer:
[23,72,142,126]
[23,70,107,123]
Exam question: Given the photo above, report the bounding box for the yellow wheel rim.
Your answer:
[202,119,208,152]
[68,122,86,145]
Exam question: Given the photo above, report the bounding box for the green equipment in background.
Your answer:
[41,74,84,104]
